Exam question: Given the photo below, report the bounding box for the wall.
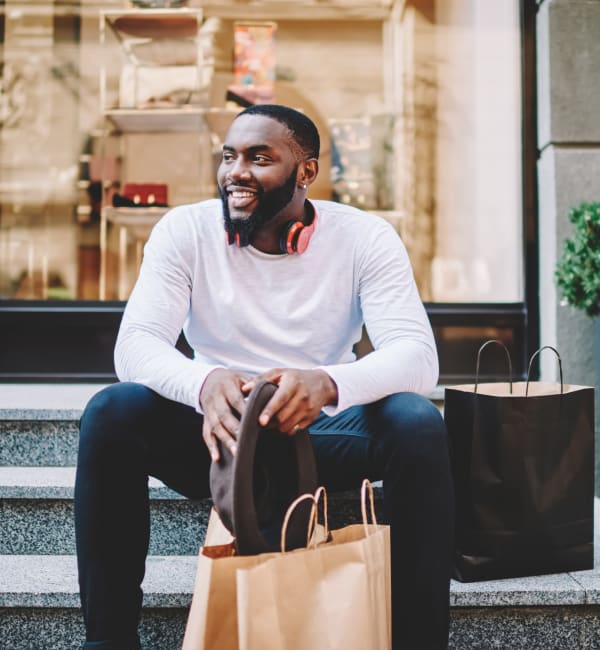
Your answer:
[537,0,600,483]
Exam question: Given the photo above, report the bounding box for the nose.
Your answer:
[227,157,252,183]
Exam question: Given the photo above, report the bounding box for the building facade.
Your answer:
[0,0,540,383]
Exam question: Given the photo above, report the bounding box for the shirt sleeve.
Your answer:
[114,210,222,411]
[318,221,438,414]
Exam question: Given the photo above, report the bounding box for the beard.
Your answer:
[220,166,298,247]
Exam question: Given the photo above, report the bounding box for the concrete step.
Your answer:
[0,383,98,467]
[0,384,445,468]
[0,555,192,649]
[0,418,79,467]
[0,466,383,556]
[2,554,600,649]
[4,384,600,648]
[0,466,210,556]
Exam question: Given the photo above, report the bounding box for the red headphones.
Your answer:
[227,203,317,255]
[278,210,317,255]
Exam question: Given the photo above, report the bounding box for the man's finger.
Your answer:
[269,394,304,431]
[243,368,283,391]
[224,386,247,420]
[202,424,220,462]
[212,423,238,456]
[216,409,241,440]
[258,380,294,426]
[241,379,255,393]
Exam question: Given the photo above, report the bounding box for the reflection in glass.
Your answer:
[0,0,523,303]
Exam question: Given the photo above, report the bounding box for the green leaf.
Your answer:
[555,202,600,317]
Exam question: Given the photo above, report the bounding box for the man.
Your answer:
[75,104,453,649]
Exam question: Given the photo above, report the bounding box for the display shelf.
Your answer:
[99,7,208,113]
[103,206,169,240]
[104,107,239,134]
[197,0,393,21]
[105,108,206,133]
[98,6,223,299]
[100,206,171,300]
[103,9,201,40]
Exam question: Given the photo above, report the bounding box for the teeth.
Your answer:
[230,191,255,198]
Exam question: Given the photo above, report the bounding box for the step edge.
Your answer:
[0,555,596,610]
[0,466,383,499]
[0,409,84,422]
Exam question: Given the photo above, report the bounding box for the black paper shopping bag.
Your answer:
[445,342,594,582]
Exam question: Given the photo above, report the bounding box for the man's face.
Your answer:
[217,114,301,246]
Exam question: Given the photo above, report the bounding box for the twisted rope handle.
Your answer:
[280,493,317,554]
[313,485,329,541]
[280,486,330,554]
[360,479,378,537]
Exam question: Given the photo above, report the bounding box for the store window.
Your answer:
[0,0,532,380]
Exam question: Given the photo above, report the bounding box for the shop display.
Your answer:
[122,183,168,206]
[113,183,169,208]
[330,114,395,211]
[102,9,210,110]
[97,5,401,300]
[228,21,277,106]
[99,8,213,299]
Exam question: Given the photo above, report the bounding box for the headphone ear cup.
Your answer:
[280,221,304,254]
[295,227,313,255]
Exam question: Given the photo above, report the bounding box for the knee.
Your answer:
[372,393,448,467]
[79,382,156,455]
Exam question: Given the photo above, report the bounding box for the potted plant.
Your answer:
[555,202,600,317]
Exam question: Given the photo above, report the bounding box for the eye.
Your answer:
[222,151,235,162]
[253,154,270,164]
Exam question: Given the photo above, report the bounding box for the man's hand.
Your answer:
[200,368,253,462]
[243,368,338,435]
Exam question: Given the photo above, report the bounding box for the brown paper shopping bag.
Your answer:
[182,508,276,650]
[182,506,329,650]
[236,481,391,650]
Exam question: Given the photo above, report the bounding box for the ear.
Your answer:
[298,158,319,187]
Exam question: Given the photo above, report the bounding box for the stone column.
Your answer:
[537,0,600,484]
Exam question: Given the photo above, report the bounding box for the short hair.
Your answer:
[236,104,320,160]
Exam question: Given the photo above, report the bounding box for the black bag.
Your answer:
[445,341,594,582]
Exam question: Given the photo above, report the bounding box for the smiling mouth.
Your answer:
[227,188,258,211]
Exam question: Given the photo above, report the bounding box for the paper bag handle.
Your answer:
[313,485,329,540]
[280,487,329,553]
[360,479,378,537]
[474,340,513,394]
[526,345,563,397]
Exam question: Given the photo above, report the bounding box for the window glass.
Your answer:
[0,0,523,302]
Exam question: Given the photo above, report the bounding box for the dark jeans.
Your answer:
[75,382,454,650]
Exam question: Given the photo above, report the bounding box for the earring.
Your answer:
[302,183,307,189]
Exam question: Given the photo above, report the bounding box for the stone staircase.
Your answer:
[1,384,600,649]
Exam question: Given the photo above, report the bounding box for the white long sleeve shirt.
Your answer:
[115,199,438,415]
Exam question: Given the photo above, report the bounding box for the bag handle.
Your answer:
[360,479,378,537]
[313,485,329,541]
[525,345,564,397]
[280,493,317,554]
[474,339,513,394]
[282,481,377,551]
[280,486,329,554]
